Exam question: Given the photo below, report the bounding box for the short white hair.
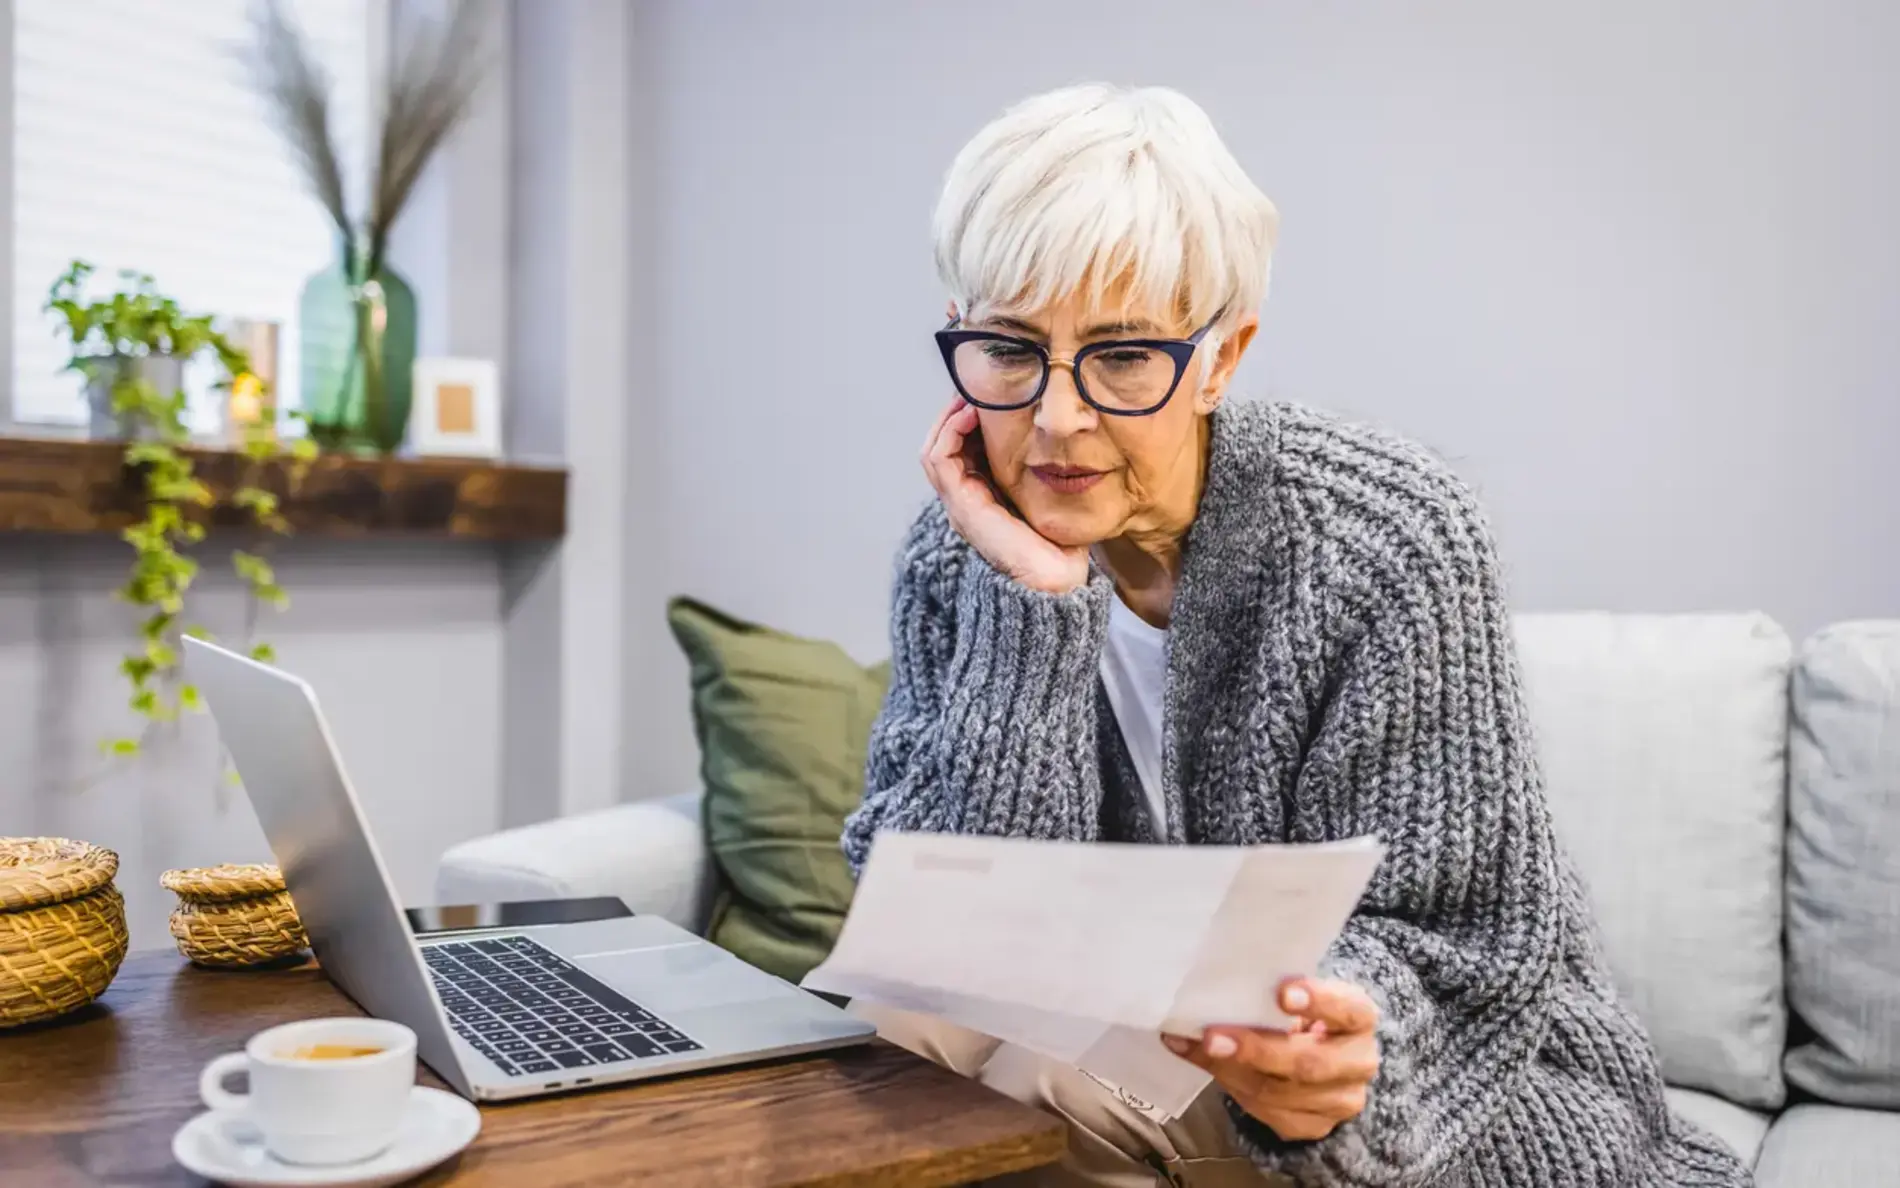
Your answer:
[932,84,1279,335]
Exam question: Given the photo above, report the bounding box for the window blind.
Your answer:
[12,0,372,427]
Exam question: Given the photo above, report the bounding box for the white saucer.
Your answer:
[172,1086,481,1187]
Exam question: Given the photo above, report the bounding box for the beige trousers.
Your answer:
[852,1001,1290,1188]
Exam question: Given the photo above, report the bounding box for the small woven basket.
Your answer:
[0,837,130,1028]
[161,864,309,968]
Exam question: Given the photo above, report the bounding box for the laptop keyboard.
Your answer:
[423,936,702,1078]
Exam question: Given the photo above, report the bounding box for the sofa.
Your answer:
[438,614,1900,1185]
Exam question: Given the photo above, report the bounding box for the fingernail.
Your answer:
[1284,985,1310,1012]
[1162,1035,1189,1055]
[1205,1034,1238,1059]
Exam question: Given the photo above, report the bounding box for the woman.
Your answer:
[841,84,1751,1188]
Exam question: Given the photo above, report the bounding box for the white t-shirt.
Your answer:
[1099,594,1170,835]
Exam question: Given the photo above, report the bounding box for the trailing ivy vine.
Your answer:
[45,261,316,755]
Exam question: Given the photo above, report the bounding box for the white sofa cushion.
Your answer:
[1514,613,1789,1109]
[1754,1104,1900,1188]
[1785,622,1900,1107]
[435,793,716,931]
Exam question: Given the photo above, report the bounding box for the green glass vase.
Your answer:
[298,238,417,454]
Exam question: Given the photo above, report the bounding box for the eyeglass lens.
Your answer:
[951,339,1178,412]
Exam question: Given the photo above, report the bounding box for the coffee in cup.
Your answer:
[282,1043,388,1061]
[200,1017,417,1165]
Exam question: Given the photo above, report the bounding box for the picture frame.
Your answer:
[410,357,501,458]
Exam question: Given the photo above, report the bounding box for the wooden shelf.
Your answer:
[0,434,566,540]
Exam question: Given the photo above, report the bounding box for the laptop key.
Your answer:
[497,1011,533,1025]
[648,1030,686,1045]
[517,1059,557,1074]
[598,1022,634,1036]
[496,1039,532,1053]
[583,1042,628,1064]
[618,1034,663,1059]
[634,1020,669,1034]
[663,1039,703,1054]
[551,1050,595,1068]
[540,1039,575,1053]
[555,1023,596,1038]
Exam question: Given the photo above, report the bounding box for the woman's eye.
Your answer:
[980,342,1037,363]
[1096,348,1157,369]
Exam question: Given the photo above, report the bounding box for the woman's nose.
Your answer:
[1033,362,1094,436]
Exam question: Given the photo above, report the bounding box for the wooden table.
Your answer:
[0,951,1065,1186]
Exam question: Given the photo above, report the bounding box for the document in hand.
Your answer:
[803,832,1384,1121]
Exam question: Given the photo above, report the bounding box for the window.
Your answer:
[11,0,374,427]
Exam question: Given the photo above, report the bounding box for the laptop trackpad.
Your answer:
[578,943,798,1013]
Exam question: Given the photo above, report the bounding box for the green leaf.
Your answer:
[100,737,141,758]
[249,642,277,663]
[144,638,178,669]
[124,441,174,467]
[257,584,290,610]
[130,688,159,716]
[230,551,275,585]
[184,624,213,641]
[179,684,203,712]
[234,487,278,514]
[120,656,156,683]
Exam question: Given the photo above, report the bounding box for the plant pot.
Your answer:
[298,239,417,455]
[82,354,186,440]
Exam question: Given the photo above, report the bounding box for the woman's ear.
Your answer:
[1199,315,1259,410]
[944,299,960,322]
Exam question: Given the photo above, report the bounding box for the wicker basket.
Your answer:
[0,837,130,1028]
[161,864,309,968]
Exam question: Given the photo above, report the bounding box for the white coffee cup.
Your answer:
[199,1017,418,1166]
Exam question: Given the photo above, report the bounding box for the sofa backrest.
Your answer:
[1784,622,1900,1109]
[1513,613,1789,1110]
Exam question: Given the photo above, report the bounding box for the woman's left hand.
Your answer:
[1163,978,1380,1141]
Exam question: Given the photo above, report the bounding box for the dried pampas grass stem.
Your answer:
[246,0,491,275]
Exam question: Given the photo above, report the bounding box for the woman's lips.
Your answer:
[1029,465,1107,494]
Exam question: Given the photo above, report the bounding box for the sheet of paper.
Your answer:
[804,832,1384,1120]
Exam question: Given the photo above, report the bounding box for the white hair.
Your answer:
[932,84,1279,339]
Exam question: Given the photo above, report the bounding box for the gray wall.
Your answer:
[0,536,503,943]
[623,0,1900,798]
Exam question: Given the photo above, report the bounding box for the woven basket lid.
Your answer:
[0,837,120,913]
[160,864,288,903]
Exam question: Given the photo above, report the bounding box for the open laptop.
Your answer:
[185,637,873,1102]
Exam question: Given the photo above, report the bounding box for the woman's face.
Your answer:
[966,291,1256,548]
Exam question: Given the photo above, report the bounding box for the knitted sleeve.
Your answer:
[1221,496,1570,1182]
[1226,495,1743,1186]
[841,504,1112,873]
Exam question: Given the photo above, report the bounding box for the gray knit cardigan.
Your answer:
[842,401,1751,1187]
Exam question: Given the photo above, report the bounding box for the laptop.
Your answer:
[185,636,873,1102]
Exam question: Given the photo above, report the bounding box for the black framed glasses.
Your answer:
[935,317,1214,417]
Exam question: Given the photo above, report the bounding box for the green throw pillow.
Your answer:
[666,597,888,984]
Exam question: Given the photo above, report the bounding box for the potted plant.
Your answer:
[44,261,314,754]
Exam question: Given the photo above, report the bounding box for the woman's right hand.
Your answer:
[922,398,1091,595]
